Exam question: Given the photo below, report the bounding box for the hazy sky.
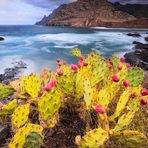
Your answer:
[0,0,148,25]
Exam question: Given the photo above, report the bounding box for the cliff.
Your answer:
[36,0,148,28]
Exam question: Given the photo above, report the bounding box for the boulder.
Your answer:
[145,37,148,42]
[0,37,4,41]
[127,33,141,37]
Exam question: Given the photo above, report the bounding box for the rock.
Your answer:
[0,37,4,41]
[127,33,141,37]
[135,43,148,50]
[0,61,27,85]
[0,124,10,145]
[133,41,141,44]
[145,37,148,42]
[125,42,148,70]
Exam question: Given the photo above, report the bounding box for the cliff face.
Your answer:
[36,0,148,28]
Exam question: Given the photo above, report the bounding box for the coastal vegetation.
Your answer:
[0,48,147,147]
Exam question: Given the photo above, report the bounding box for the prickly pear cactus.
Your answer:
[0,83,13,99]
[12,104,30,128]
[83,77,93,109]
[20,74,41,98]
[38,89,61,127]
[56,65,76,96]
[80,128,109,148]
[23,132,43,148]
[9,123,43,148]
[0,99,18,115]
[126,67,144,87]
[111,130,148,148]
[72,48,82,57]
[40,68,51,86]
[86,52,108,86]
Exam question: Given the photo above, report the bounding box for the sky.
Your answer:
[0,0,148,25]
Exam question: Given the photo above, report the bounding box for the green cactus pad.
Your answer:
[84,77,93,109]
[56,65,76,96]
[126,67,144,87]
[111,130,148,148]
[0,99,18,115]
[0,83,13,100]
[20,74,41,98]
[38,89,61,121]
[24,132,43,148]
[81,128,109,148]
[113,111,135,132]
[9,123,43,148]
[12,104,30,128]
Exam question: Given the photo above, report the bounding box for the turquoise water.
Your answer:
[0,25,147,74]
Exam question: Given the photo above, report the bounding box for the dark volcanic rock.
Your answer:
[0,61,27,84]
[0,37,4,41]
[0,124,10,145]
[133,41,141,44]
[124,42,148,70]
[135,43,148,50]
[127,33,141,37]
[145,37,148,42]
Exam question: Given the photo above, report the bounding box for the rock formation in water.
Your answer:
[36,0,148,28]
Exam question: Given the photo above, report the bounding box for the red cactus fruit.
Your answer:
[45,83,52,91]
[57,69,64,76]
[126,63,131,68]
[112,75,120,82]
[57,58,61,63]
[130,92,138,98]
[140,98,147,105]
[70,64,79,72]
[50,79,56,87]
[80,56,85,61]
[117,65,122,71]
[123,80,130,87]
[141,88,148,96]
[58,62,62,67]
[78,61,83,68]
[95,105,106,114]
[120,57,125,63]
[63,61,67,65]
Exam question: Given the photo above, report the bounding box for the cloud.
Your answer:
[0,0,49,25]
[109,0,148,4]
[23,0,76,10]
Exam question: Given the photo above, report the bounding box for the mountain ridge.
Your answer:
[36,0,148,28]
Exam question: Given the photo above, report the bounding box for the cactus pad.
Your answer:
[38,89,61,122]
[20,74,41,98]
[9,123,43,148]
[81,128,109,148]
[12,104,30,128]
[126,67,144,87]
[0,83,13,100]
[0,99,18,115]
[23,132,43,148]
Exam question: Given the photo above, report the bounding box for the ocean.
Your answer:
[0,25,147,74]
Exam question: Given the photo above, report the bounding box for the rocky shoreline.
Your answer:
[0,61,27,85]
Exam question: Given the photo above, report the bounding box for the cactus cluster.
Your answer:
[0,48,147,147]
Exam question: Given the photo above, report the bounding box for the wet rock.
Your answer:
[0,124,10,145]
[124,42,148,70]
[0,37,4,41]
[135,42,148,50]
[145,37,148,42]
[0,61,27,84]
[127,33,141,37]
[132,41,141,44]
